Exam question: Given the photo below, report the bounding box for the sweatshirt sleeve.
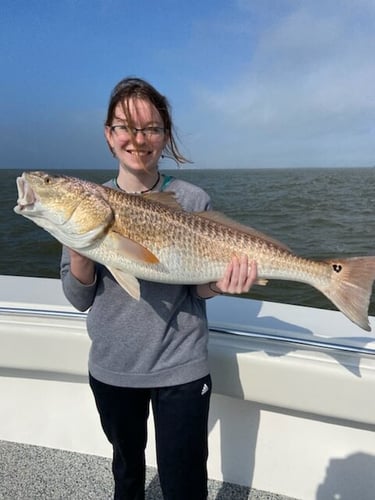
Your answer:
[60,246,98,312]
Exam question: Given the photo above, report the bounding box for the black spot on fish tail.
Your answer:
[332,263,343,273]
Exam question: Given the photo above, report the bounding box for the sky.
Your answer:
[1,0,374,170]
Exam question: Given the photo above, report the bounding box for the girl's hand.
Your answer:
[196,255,258,298]
[214,255,257,294]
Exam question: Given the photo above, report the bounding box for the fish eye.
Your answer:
[44,177,51,184]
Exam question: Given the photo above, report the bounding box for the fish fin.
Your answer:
[110,232,160,264]
[107,266,141,300]
[319,256,375,331]
[196,211,291,252]
[142,191,183,210]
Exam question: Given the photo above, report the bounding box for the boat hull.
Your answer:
[1,275,375,499]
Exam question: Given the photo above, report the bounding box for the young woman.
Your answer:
[60,77,257,500]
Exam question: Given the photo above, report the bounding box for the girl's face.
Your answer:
[105,97,168,173]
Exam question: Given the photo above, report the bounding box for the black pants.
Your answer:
[89,374,212,500]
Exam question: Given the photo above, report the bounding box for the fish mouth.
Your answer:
[14,173,37,212]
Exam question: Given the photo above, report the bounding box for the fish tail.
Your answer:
[319,257,375,331]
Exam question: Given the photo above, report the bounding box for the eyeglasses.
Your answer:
[110,125,165,138]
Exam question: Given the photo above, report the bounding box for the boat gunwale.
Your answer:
[2,304,375,357]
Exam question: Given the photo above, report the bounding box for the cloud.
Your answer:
[187,0,375,167]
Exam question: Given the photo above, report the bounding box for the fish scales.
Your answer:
[14,171,375,331]
[112,191,284,268]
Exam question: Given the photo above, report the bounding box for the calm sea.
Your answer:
[2,167,375,314]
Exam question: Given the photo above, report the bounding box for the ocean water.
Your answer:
[2,167,375,314]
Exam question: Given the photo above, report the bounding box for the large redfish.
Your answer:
[14,171,375,331]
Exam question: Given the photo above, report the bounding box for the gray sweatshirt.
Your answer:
[60,175,212,388]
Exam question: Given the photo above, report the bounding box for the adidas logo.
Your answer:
[201,383,209,395]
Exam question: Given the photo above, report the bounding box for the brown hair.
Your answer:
[105,77,189,164]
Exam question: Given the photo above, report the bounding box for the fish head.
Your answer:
[14,171,114,249]
[15,171,85,221]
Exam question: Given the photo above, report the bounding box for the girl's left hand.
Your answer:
[215,255,258,294]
